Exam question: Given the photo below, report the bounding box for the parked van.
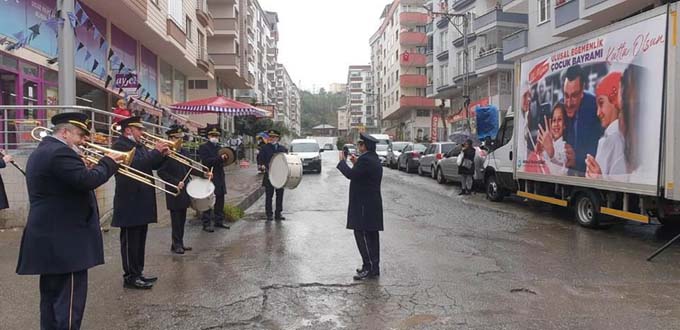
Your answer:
[290,139,322,173]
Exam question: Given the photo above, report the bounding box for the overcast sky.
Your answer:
[258,0,389,92]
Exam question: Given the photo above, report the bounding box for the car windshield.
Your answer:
[291,143,319,152]
[376,145,388,151]
[441,144,456,154]
[414,144,427,152]
[392,142,408,152]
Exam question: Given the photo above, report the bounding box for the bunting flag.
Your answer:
[118,88,124,95]
[28,24,40,39]
[99,37,106,49]
[144,92,150,100]
[118,62,125,73]
[105,75,113,88]
[153,100,158,107]
[84,50,92,62]
[98,67,106,80]
[140,88,146,96]
[80,11,90,26]
[43,18,63,35]
[77,42,84,51]
[85,21,94,32]
[67,12,78,28]
[135,84,142,92]
[91,59,99,72]
[108,49,114,60]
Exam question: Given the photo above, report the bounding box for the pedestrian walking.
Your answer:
[16,113,122,329]
[336,133,384,280]
[458,139,476,195]
[259,129,288,221]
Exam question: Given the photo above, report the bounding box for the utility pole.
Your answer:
[58,0,76,106]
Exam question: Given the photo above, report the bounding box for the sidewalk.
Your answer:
[0,164,265,329]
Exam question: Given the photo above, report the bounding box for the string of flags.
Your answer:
[2,14,64,51]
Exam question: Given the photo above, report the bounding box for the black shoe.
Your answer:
[353,270,379,281]
[203,225,215,232]
[215,223,230,229]
[124,278,153,290]
[458,190,466,196]
[266,216,273,221]
[275,216,286,221]
[171,246,185,254]
[182,246,192,251]
[141,275,158,283]
[356,266,366,274]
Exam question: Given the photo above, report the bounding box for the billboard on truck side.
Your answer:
[516,12,667,188]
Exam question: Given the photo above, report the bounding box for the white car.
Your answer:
[289,139,322,173]
[376,144,389,165]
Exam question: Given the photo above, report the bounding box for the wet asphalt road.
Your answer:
[4,150,680,329]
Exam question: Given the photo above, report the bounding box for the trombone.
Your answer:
[31,126,181,197]
[110,123,211,175]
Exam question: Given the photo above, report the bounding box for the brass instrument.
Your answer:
[218,147,236,167]
[31,127,180,197]
[111,123,210,175]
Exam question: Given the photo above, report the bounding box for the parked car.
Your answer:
[290,139,323,173]
[397,143,428,173]
[386,141,409,169]
[418,142,457,177]
[342,144,356,158]
[376,144,389,165]
[434,144,487,185]
[323,143,335,150]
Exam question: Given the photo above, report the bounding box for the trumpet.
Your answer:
[111,123,210,175]
[31,127,181,197]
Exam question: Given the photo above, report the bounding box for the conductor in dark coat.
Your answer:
[198,125,230,232]
[337,133,384,280]
[16,113,121,329]
[0,151,13,210]
[112,116,168,290]
[259,129,288,221]
[158,125,210,254]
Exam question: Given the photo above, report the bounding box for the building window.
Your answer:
[417,110,430,117]
[439,31,448,52]
[440,63,448,85]
[197,31,205,59]
[351,94,362,100]
[396,69,399,82]
[168,0,184,28]
[538,0,550,24]
[186,17,192,41]
[173,69,186,103]
[189,80,209,89]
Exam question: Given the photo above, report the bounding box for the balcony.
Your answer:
[399,31,428,47]
[474,48,512,74]
[400,74,427,88]
[210,53,248,88]
[400,96,435,108]
[426,84,434,97]
[453,32,476,48]
[214,17,238,36]
[426,51,433,66]
[195,0,214,32]
[452,0,474,11]
[437,17,449,29]
[436,50,449,61]
[555,0,580,28]
[400,12,429,26]
[502,0,529,14]
[400,53,427,66]
[196,53,214,76]
[502,28,527,59]
[473,9,528,34]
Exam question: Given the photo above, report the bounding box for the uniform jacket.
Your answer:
[199,142,226,195]
[0,159,8,210]
[157,148,204,211]
[259,143,288,171]
[337,151,384,231]
[111,137,165,227]
[16,136,118,275]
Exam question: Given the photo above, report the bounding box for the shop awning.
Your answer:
[170,96,268,117]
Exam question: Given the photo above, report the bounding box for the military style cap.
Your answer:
[118,116,145,129]
[166,125,186,138]
[51,112,91,135]
[206,124,222,136]
[267,129,281,137]
[358,132,378,146]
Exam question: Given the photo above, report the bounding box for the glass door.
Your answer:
[0,71,18,149]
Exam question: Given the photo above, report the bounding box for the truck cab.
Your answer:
[483,110,517,201]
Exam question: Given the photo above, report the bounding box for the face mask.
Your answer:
[127,134,136,142]
[209,137,219,144]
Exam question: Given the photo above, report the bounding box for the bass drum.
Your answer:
[186,178,216,212]
[268,153,303,189]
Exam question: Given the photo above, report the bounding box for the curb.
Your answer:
[236,186,265,212]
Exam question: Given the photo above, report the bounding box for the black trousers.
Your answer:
[354,230,380,273]
[120,225,148,281]
[170,209,187,248]
[39,270,88,330]
[263,175,284,217]
[201,193,225,226]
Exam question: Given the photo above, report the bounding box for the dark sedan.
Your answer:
[397,143,428,173]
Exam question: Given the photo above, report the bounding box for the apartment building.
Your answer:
[428,0,527,137]
[329,83,347,94]
[275,63,301,136]
[344,65,375,141]
[370,0,435,142]
[337,105,349,137]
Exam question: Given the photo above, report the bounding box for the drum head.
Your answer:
[186,178,215,199]
[269,153,289,189]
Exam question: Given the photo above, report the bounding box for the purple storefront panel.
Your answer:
[140,46,158,100]
[111,25,136,74]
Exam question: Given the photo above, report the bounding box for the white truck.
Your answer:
[483,4,680,227]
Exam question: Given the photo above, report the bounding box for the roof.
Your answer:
[312,124,336,129]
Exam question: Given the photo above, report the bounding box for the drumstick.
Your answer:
[180,169,192,184]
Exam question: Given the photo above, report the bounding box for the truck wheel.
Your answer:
[436,167,446,184]
[574,192,601,228]
[485,175,504,202]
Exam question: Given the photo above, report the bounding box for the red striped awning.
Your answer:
[170,96,268,117]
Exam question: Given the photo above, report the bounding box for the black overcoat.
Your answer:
[198,142,226,196]
[111,137,165,227]
[0,158,8,210]
[336,151,384,231]
[16,136,118,275]
[157,148,204,211]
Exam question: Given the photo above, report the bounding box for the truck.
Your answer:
[482,4,680,227]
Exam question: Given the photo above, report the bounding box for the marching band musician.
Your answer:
[157,125,212,254]
[259,129,288,221]
[112,116,169,290]
[198,124,230,232]
[16,113,123,329]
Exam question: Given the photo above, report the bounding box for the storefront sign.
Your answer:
[430,113,439,142]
